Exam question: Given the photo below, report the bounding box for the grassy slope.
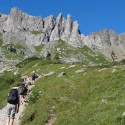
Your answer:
[0,38,124,124]
[51,39,110,66]
[1,43,25,60]
[0,35,26,61]
[17,59,125,125]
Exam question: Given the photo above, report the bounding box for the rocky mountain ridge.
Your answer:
[0,7,82,46]
[0,7,125,67]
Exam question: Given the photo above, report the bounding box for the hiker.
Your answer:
[7,87,20,125]
[19,82,28,104]
[31,71,38,84]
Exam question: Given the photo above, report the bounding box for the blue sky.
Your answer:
[0,0,125,35]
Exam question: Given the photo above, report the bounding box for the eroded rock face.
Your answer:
[0,13,8,33]
[84,30,125,61]
[62,14,72,39]
[69,21,83,47]
[3,7,44,32]
[1,7,125,62]
[1,8,84,47]
[50,13,65,41]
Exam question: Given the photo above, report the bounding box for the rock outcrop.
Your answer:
[84,30,125,61]
[0,7,125,64]
[0,7,83,47]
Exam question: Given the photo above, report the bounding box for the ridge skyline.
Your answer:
[1,7,125,36]
[0,0,125,35]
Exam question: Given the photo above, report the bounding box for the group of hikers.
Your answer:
[6,71,38,125]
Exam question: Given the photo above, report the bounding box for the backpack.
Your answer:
[32,74,38,80]
[32,74,36,80]
[8,89,18,104]
[20,86,27,94]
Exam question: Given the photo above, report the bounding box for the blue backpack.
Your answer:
[7,89,18,104]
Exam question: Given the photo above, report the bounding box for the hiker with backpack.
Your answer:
[31,71,38,84]
[19,82,28,104]
[7,87,20,125]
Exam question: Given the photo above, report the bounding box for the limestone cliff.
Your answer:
[0,7,125,65]
[0,7,82,47]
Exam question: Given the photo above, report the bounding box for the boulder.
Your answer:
[57,72,66,77]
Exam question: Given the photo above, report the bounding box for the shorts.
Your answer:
[7,103,16,119]
[32,78,35,81]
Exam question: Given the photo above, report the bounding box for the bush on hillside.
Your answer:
[8,46,16,53]
[0,39,3,46]
[29,90,40,104]
[16,57,40,68]
[52,53,61,64]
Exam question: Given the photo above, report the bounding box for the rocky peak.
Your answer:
[85,29,117,48]
[43,15,55,33]
[4,7,23,31]
[1,7,125,63]
[50,13,66,41]
[61,14,72,38]
[0,13,8,33]
[10,7,21,15]
[1,8,83,47]
[3,7,44,32]
[56,13,63,23]
[67,14,72,32]
[118,33,125,42]
[83,29,125,61]
[71,21,79,35]
[1,8,81,43]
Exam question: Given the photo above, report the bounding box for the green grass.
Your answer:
[0,38,124,124]
[0,39,3,47]
[34,45,44,52]
[34,44,45,56]
[10,37,25,49]
[16,57,40,68]
[0,33,3,46]
[1,44,25,60]
[13,58,125,125]
[51,39,75,59]
[0,56,125,124]
[15,43,24,49]
[0,36,26,60]
[31,30,43,35]
[75,46,110,66]
[51,39,110,66]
